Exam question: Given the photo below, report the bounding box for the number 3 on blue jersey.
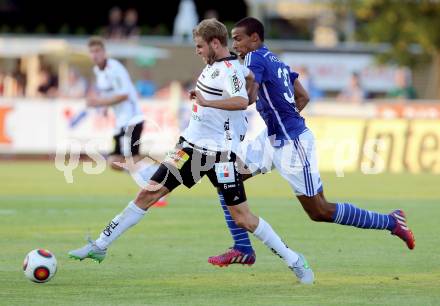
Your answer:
[277,67,295,104]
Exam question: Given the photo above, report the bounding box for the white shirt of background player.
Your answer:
[93,58,143,132]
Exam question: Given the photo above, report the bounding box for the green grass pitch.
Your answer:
[0,161,439,305]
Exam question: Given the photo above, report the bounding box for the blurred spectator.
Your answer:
[136,69,156,97]
[1,74,26,97]
[155,82,173,99]
[297,66,323,101]
[59,68,87,99]
[123,8,140,39]
[2,74,16,97]
[104,7,124,39]
[0,71,5,96]
[0,60,26,97]
[37,66,58,98]
[337,72,366,103]
[387,67,417,100]
[173,0,199,43]
[11,59,26,97]
[204,9,219,20]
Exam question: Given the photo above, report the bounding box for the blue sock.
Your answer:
[332,203,395,231]
[218,192,254,254]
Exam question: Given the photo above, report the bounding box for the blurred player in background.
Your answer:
[69,19,314,285]
[207,17,415,268]
[86,36,158,183]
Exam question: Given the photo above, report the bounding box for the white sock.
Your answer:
[253,217,299,267]
[95,201,146,249]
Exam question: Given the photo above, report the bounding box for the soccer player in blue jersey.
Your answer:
[207,17,415,267]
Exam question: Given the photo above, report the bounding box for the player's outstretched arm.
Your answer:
[294,79,310,112]
[193,91,248,110]
[86,94,128,107]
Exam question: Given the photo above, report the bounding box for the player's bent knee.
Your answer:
[134,189,153,209]
[309,204,334,222]
[135,185,164,209]
[299,194,333,222]
[306,210,325,222]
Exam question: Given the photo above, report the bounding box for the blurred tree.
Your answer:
[14,25,25,33]
[333,0,440,67]
[35,24,48,34]
[94,26,105,36]
[152,24,169,36]
[223,21,235,33]
[75,26,87,35]
[58,24,70,35]
[140,25,152,35]
[0,24,10,33]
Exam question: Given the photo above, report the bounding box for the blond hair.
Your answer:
[192,18,228,46]
[88,36,105,49]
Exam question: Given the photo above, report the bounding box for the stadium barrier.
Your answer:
[0,99,439,174]
[307,117,440,175]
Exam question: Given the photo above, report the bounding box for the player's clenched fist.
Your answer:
[193,90,209,107]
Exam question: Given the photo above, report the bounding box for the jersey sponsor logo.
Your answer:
[211,69,220,79]
[269,55,281,63]
[224,119,229,131]
[191,113,202,121]
[230,73,243,94]
[224,119,232,140]
[215,162,235,183]
[191,109,202,121]
[165,149,190,169]
[191,103,202,121]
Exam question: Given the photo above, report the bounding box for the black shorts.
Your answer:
[151,137,247,206]
[111,121,144,157]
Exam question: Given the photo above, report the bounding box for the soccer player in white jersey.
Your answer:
[69,19,314,284]
[208,17,415,268]
[86,37,151,176]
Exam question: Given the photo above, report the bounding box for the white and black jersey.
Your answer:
[94,58,143,132]
[151,55,250,205]
[181,54,248,151]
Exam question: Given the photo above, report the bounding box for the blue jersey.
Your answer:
[244,45,306,145]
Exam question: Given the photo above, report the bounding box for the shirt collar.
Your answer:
[215,52,238,62]
[258,44,269,52]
